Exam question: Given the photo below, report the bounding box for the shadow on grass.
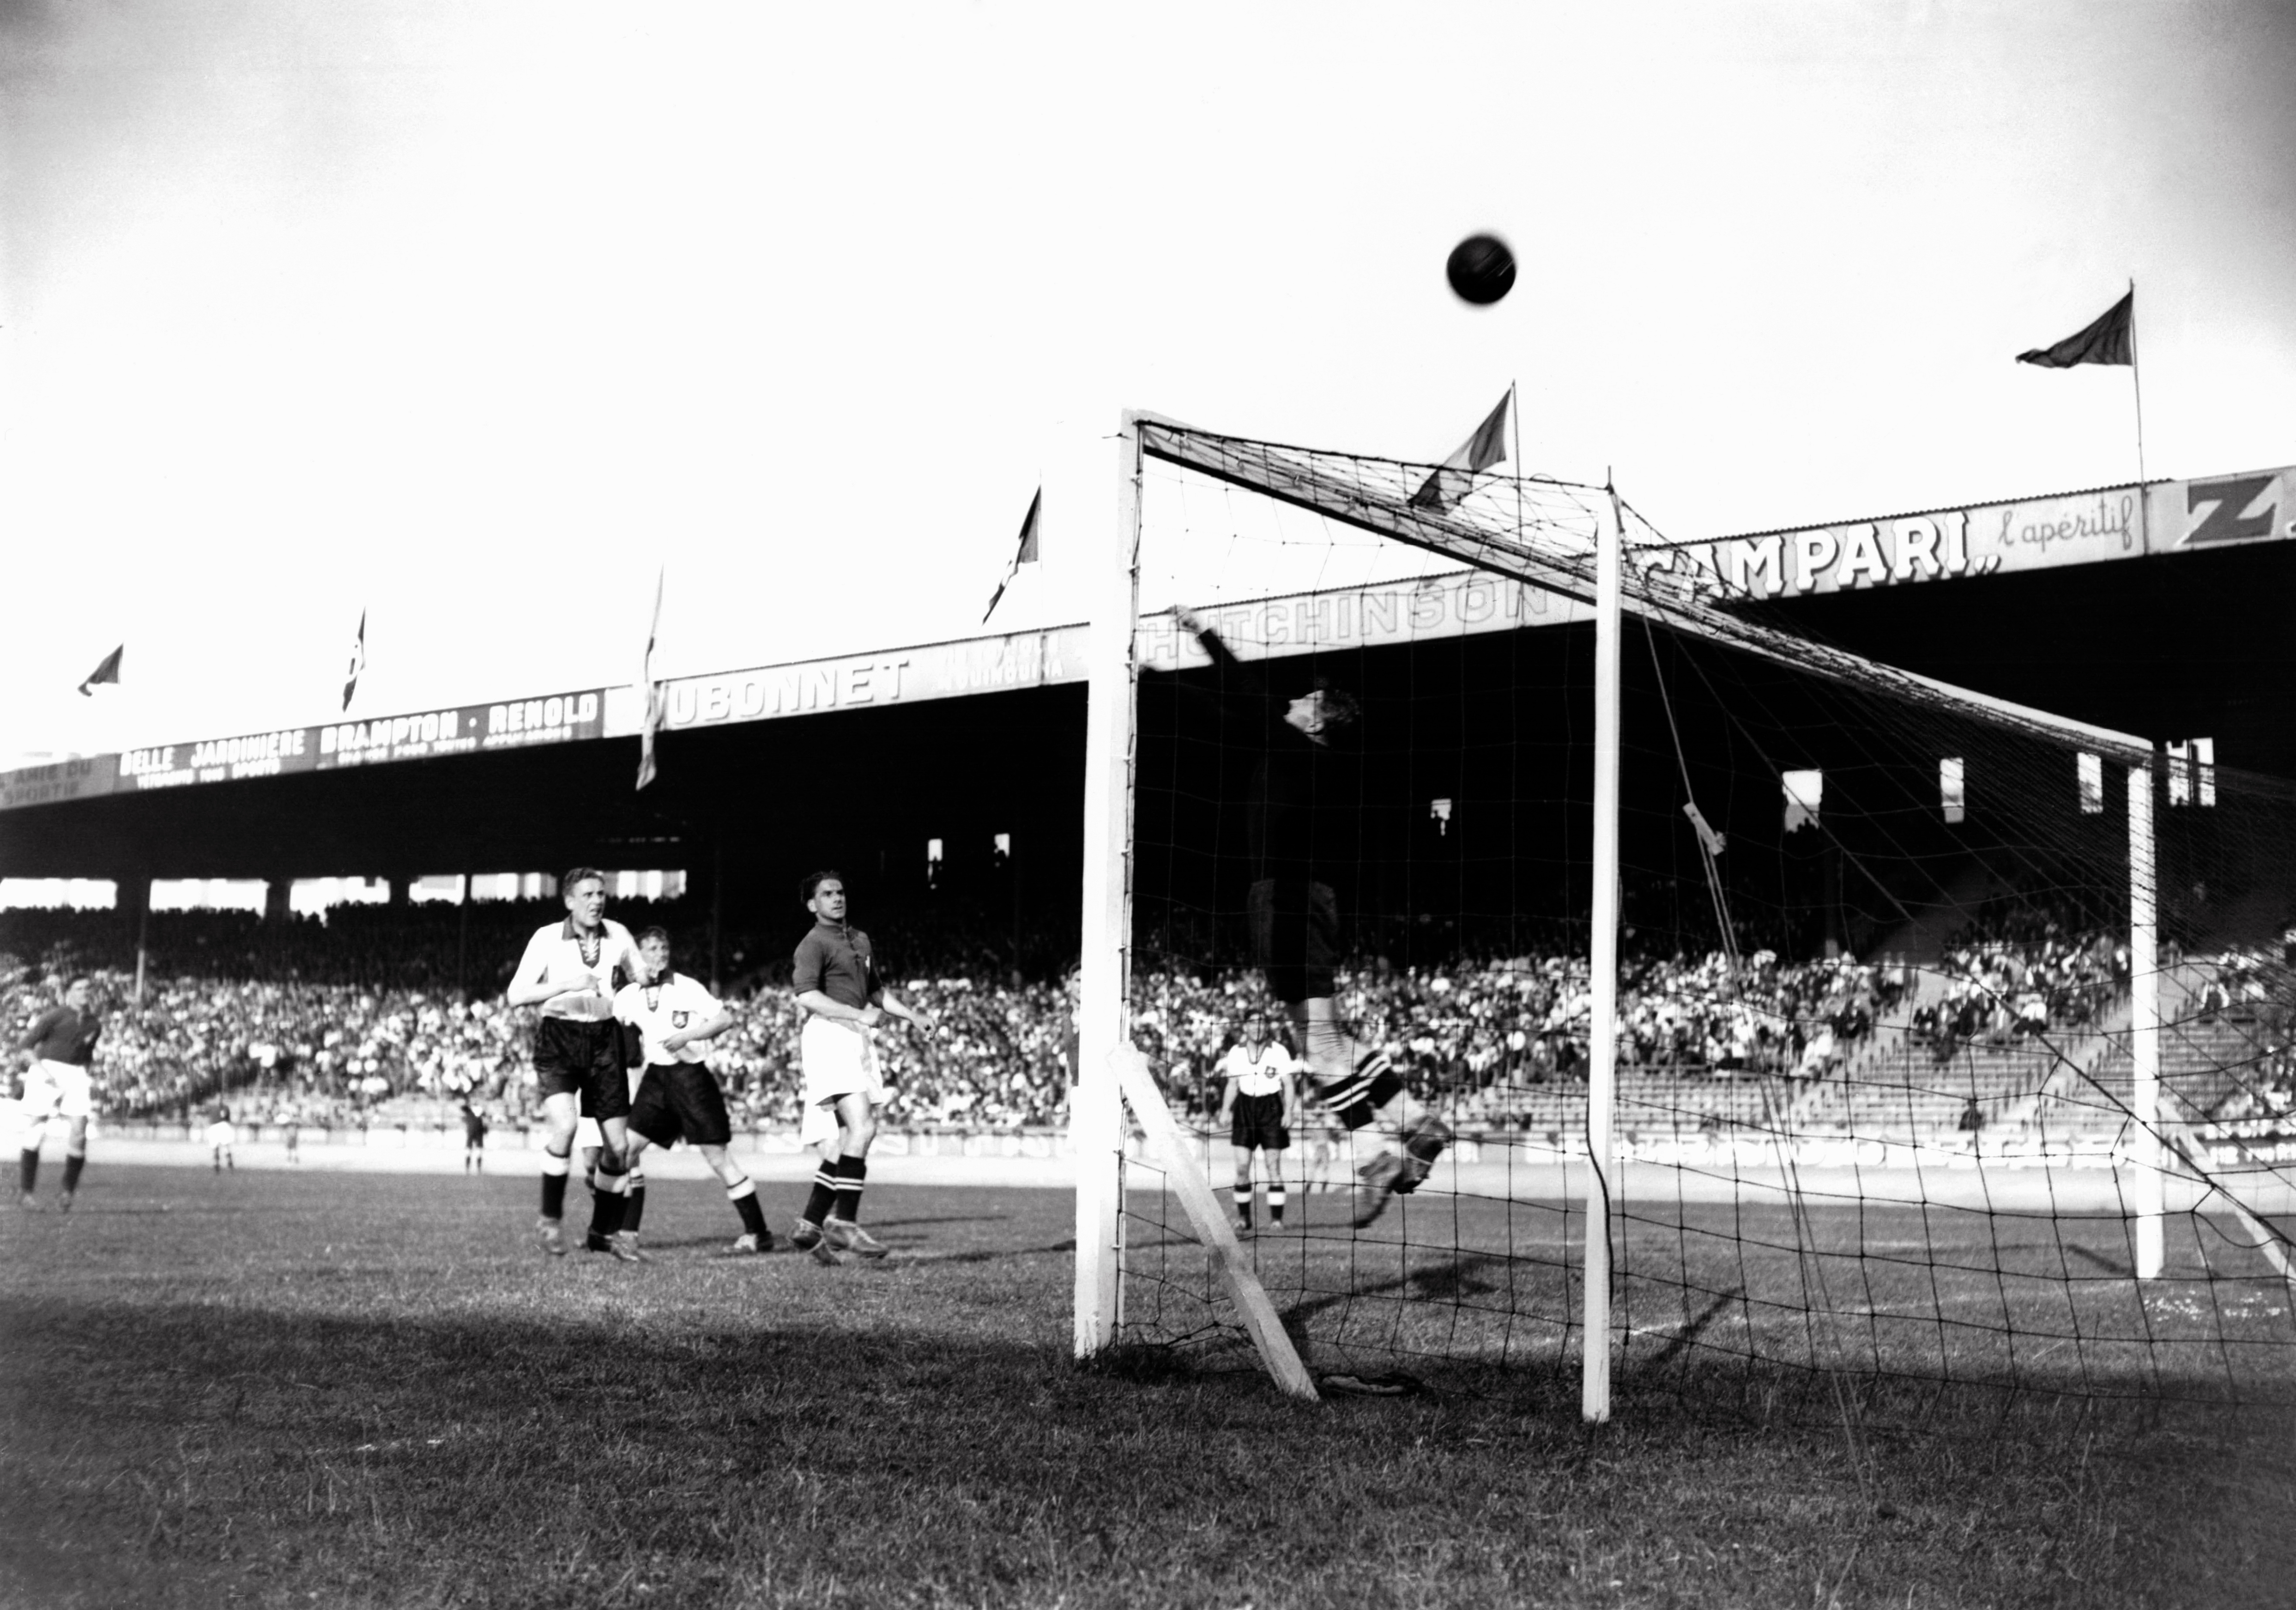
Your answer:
[6,1289,2295,1610]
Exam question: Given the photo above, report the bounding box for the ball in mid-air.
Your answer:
[1445,233,1516,306]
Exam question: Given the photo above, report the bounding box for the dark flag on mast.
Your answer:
[77,645,123,696]
[1409,391,1511,512]
[341,611,367,711]
[637,566,665,791]
[981,488,1042,624]
[2016,290,2133,368]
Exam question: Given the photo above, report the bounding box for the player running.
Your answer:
[506,867,650,1259]
[1175,609,1451,1227]
[788,871,934,1264]
[612,927,776,1256]
[1215,1016,1301,1233]
[15,975,101,1211]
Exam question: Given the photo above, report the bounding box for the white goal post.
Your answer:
[1070,407,2177,1410]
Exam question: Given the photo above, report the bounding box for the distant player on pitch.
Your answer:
[206,1104,236,1171]
[16,975,101,1211]
[788,871,933,1263]
[506,867,650,1259]
[1215,1016,1301,1234]
[1176,609,1451,1226]
[613,926,777,1255]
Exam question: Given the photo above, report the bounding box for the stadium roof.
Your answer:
[2,457,2291,874]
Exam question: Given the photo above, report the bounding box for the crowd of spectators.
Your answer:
[1909,892,2123,1057]
[0,888,2153,1137]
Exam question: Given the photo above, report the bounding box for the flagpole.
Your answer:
[1509,380,1522,537]
[2127,278,2148,483]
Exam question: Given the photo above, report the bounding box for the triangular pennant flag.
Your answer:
[637,566,666,790]
[2016,289,2133,369]
[1409,391,1511,512]
[982,487,1043,624]
[77,644,123,697]
[341,610,367,712]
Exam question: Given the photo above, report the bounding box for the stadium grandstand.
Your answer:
[4,458,2293,1159]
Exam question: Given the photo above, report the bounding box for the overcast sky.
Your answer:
[3,0,2292,766]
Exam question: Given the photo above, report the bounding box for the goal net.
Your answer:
[1076,413,2296,1420]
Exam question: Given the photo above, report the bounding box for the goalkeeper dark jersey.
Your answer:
[1192,625,1360,888]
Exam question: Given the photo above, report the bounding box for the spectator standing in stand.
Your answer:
[16,975,101,1211]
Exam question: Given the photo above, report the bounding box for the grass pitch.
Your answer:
[3,1167,2293,1609]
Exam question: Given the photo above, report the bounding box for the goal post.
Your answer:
[1072,412,1143,1357]
[1580,482,1625,1425]
[1076,408,2296,1416]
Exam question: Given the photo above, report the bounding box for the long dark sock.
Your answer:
[540,1150,571,1219]
[588,1164,628,1239]
[19,1150,38,1194]
[622,1177,647,1234]
[1268,1180,1287,1225]
[729,1177,768,1237]
[831,1154,867,1223]
[800,1162,838,1227]
[61,1153,85,1195]
[1233,1183,1254,1227]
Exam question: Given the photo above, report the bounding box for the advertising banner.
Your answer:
[314,690,604,769]
[118,727,320,791]
[2157,466,2296,557]
[0,754,119,811]
[1136,570,1589,672]
[652,572,1590,738]
[1650,462,2296,601]
[655,630,1089,737]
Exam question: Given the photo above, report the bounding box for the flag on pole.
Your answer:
[2016,290,2133,368]
[77,644,123,696]
[980,487,1043,624]
[1409,391,1511,512]
[636,566,666,791]
[341,611,367,711]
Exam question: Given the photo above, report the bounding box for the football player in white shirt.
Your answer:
[506,867,650,1259]
[612,928,776,1256]
[1215,1017,1302,1233]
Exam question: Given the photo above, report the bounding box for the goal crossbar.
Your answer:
[1134,419,2157,763]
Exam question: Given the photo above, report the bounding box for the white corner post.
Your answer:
[2127,758,2163,1280]
[1582,485,1625,1423]
[1074,411,1145,1357]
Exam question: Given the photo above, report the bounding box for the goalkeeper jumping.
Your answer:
[1176,609,1451,1227]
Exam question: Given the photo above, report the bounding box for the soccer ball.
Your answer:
[1445,234,1515,306]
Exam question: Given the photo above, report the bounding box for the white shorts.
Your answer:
[799,1017,883,1148]
[23,1061,94,1123]
[205,1121,236,1147]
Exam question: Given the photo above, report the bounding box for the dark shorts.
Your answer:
[533,1017,630,1120]
[1308,1053,1404,1132]
[1248,878,1339,1005]
[628,1062,734,1149]
[1229,1091,1289,1152]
